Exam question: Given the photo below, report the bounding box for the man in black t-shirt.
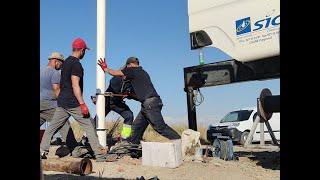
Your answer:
[40,38,108,162]
[98,57,181,144]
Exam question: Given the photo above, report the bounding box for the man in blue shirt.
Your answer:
[40,52,77,151]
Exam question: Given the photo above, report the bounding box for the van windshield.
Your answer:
[220,110,253,123]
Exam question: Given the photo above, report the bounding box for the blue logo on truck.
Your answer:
[236,17,251,35]
[236,15,280,36]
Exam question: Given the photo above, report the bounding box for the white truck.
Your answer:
[184,0,280,131]
[207,107,280,145]
[188,0,280,62]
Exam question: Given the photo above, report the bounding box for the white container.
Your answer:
[141,140,183,168]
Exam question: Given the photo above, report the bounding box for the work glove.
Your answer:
[97,58,108,72]
[79,103,90,118]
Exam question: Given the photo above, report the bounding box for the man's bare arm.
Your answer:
[105,68,125,77]
[71,75,85,104]
[52,84,60,98]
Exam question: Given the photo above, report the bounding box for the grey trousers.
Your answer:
[40,106,103,156]
[40,100,72,143]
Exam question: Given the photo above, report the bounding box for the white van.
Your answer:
[207,107,280,145]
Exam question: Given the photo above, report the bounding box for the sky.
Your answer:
[40,0,279,128]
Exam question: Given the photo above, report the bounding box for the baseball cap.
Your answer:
[72,38,90,50]
[125,57,139,65]
[48,52,64,61]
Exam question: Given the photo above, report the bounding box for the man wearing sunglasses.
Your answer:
[40,52,77,153]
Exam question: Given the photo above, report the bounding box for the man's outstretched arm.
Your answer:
[97,58,125,77]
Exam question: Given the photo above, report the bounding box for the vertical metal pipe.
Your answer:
[96,0,106,147]
[186,88,197,131]
[260,122,265,146]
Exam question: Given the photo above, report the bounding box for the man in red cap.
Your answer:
[40,38,108,162]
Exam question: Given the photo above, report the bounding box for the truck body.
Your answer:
[184,0,280,131]
[188,0,280,62]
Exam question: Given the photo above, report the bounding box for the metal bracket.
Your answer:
[96,92,127,97]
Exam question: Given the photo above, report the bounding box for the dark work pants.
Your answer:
[130,97,181,144]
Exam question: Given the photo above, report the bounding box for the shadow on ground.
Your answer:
[44,174,126,180]
[235,150,280,170]
[44,174,158,180]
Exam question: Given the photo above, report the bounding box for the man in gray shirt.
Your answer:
[40,52,77,155]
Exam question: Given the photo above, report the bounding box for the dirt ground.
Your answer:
[43,145,280,180]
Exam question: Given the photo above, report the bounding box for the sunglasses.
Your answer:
[56,59,64,63]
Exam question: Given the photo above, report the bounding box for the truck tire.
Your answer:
[240,131,251,145]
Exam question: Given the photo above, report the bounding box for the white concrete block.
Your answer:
[141,139,182,168]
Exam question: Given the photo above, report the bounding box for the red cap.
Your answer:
[72,38,90,50]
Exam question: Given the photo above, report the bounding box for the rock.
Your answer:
[181,129,201,159]
[214,162,222,167]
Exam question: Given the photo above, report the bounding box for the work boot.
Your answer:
[50,137,65,146]
[40,151,48,159]
[80,136,89,146]
[55,145,70,158]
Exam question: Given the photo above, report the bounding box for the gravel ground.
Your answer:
[43,145,279,180]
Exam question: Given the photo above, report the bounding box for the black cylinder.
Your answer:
[263,95,280,113]
[186,88,197,131]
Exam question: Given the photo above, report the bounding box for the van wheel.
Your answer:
[212,139,222,158]
[240,131,251,145]
[212,139,227,160]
